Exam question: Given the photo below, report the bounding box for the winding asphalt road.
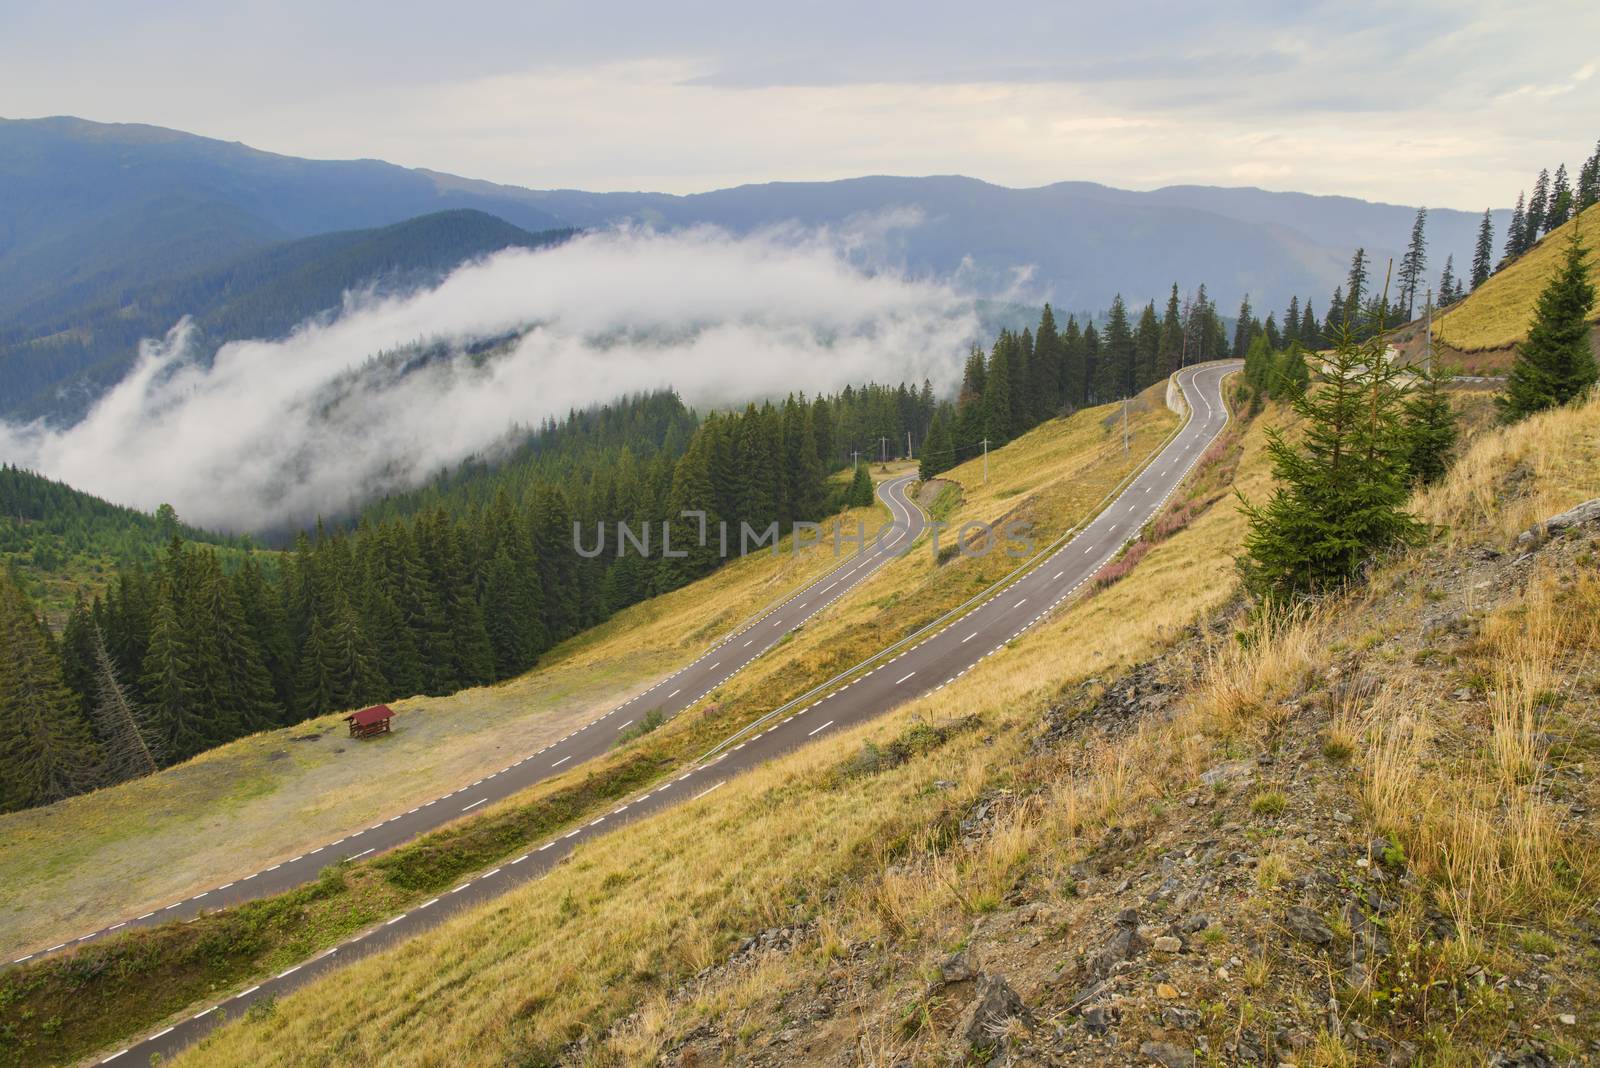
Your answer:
[95,360,1238,1066]
[11,474,924,968]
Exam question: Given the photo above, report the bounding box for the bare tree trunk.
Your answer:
[91,625,159,782]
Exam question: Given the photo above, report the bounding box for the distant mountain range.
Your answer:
[1,115,1509,422]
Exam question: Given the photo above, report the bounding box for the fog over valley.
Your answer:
[0,224,984,531]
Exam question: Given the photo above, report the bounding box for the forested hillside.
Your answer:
[0,383,931,813]
[0,210,573,421]
[0,466,256,616]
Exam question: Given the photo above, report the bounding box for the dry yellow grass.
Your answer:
[1434,202,1600,352]
[164,388,1233,1068]
[1363,567,1599,935]
[163,380,1600,1067]
[0,496,887,956]
[1415,391,1600,546]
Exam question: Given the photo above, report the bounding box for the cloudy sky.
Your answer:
[3,0,1597,208]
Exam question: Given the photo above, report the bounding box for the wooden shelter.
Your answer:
[346,704,394,739]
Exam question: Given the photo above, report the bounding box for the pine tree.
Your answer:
[1547,163,1572,231]
[955,346,987,446]
[88,624,158,783]
[1158,285,1184,376]
[1232,295,1255,357]
[1238,325,1422,600]
[1243,332,1275,393]
[1270,344,1312,400]
[845,463,875,508]
[1346,248,1370,318]
[1324,286,1345,341]
[1498,225,1598,421]
[1398,208,1427,320]
[1263,313,1281,352]
[188,549,277,734]
[1100,295,1135,400]
[1300,300,1319,346]
[1578,141,1600,211]
[1284,296,1301,346]
[1402,360,1459,485]
[1134,301,1160,390]
[1527,168,1550,241]
[1471,209,1495,290]
[1032,304,1062,417]
[984,335,1014,442]
[141,585,211,764]
[1080,323,1100,407]
[0,572,101,810]
[1438,255,1458,306]
[919,409,956,480]
[1501,193,1527,268]
[662,431,721,583]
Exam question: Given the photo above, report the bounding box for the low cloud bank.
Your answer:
[0,224,984,532]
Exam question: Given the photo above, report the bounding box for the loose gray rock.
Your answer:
[1140,1039,1196,1067]
[1543,497,1600,535]
[1089,924,1144,978]
[1285,905,1334,945]
[955,974,1032,1052]
[1161,1006,1201,1031]
[1153,935,1183,953]
[939,948,976,984]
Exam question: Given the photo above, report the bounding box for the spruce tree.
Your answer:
[1238,323,1422,601]
[1471,209,1495,290]
[662,431,720,584]
[1324,286,1345,341]
[1398,208,1428,319]
[1062,317,1089,407]
[1527,168,1550,240]
[1547,163,1572,231]
[1101,296,1135,400]
[1498,225,1598,421]
[1300,300,1319,346]
[1033,304,1062,416]
[955,346,987,446]
[1579,142,1600,211]
[1438,255,1458,306]
[984,335,1014,442]
[1402,360,1459,485]
[1271,344,1311,400]
[1232,295,1255,358]
[919,409,956,480]
[1502,194,1527,268]
[0,572,101,810]
[189,549,276,734]
[845,463,875,509]
[1284,296,1301,346]
[141,586,209,764]
[1243,332,1274,392]
[1158,285,1184,376]
[1080,323,1100,408]
[1134,301,1160,390]
[1346,249,1370,319]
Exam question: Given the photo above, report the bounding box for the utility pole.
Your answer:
[906,430,912,460]
[1122,397,1129,458]
[981,438,989,484]
[852,448,860,471]
[879,436,887,464]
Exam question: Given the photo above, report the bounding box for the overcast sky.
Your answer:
[3,0,1596,208]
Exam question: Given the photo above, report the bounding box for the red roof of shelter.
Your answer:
[346,704,394,727]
